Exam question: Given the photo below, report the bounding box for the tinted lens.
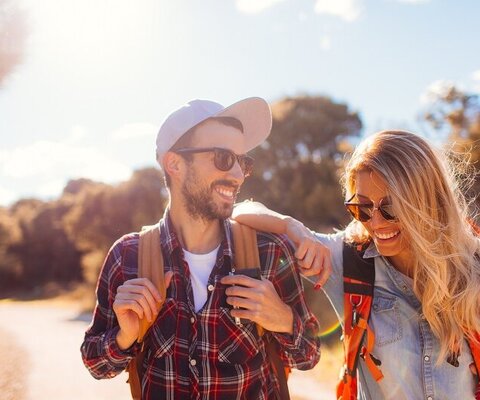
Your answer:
[213,149,236,171]
[213,149,254,177]
[345,202,396,222]
[379,204,396,221]
[345,204,372,222]
[239,155,254,177]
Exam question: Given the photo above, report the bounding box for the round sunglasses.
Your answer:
[344,194,397,222]
[174,147,254,177]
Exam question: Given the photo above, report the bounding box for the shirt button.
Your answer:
[427,396,433,400]
[190,316,195,324]
[424,355,430,362]
[190,358,197,366]
[207,284,214,292]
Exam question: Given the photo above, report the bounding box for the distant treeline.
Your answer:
[1,92,479,296]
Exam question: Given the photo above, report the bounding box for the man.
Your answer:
[81,97,321,399]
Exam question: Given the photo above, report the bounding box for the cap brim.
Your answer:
[215,97,272,153]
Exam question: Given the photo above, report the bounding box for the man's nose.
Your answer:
[228,160,245,184]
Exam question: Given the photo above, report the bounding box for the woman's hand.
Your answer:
[285,217,332,288]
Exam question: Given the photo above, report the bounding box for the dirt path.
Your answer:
[0,300,334,400]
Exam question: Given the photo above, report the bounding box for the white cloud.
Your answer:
[110,122,157,141]
[0,185,18,206]
[235,0,286,14]
[298,11,308,22]
[0,140,132,202]
[66,125,89,144]
[314,0,363,22]
[37,179,68,198]
[319,35,331,50]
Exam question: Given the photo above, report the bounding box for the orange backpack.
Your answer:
[338,242,480,400]
[126,221,290,400]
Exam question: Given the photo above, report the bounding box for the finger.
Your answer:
[229,308,256,323]
[299,264,318,277]
[117,283,159,316]
[225,284,259,299]
[114,298,144,320]
[220,274,262,288]
[295,242,308,261]
[116,292,154,321]
[470,362,478,376]
[314,256,332,288]
[226,296,257,311]
[301,248,316,270]
[122,278,162,303]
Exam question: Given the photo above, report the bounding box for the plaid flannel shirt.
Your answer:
[81,212,321,399]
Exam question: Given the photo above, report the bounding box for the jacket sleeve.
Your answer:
[259,233,321,370]
[80,235,141,379]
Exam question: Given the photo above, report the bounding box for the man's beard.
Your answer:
[181,168,238,221]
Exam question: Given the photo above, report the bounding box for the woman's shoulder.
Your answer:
[313,230,346,252]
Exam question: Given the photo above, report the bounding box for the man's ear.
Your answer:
[163,151,184,180]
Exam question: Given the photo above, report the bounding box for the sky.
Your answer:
[1,0,479,206]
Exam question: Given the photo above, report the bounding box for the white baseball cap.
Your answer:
[155,97,272,169]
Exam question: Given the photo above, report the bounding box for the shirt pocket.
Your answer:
[371,295,402,347]
[217,307,261,364]
[147,298,177,358]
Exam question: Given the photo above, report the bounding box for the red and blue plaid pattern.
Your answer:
[81,213,321,399]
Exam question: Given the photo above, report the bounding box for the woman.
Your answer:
[232,130,480,399]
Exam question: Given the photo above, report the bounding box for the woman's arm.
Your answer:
[232,200,332,287]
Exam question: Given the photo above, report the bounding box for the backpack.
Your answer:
[126,221,291,400]
[337,241,480,400]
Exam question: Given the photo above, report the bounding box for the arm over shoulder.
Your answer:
[257,232,322,370]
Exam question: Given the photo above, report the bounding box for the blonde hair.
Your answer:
[343,130,480,362]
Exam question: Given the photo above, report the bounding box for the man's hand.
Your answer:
[285,217,332,289]
[220,274,294,334]
[113,272,173,350]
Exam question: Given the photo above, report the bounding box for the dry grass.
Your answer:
[0,328,28,400]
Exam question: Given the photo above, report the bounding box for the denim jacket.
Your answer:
[314,232,476,400]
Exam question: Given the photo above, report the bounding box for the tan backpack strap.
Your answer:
[128,224,166,400]
[230,220,290,400]
[137,224,166,342]
[230,220,261,270]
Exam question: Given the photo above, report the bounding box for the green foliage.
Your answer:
[0,168,167,294]
[0,95,361,298]
[420,83,480,208]
[241,95,362,228]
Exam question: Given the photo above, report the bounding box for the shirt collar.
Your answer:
[159,208,233,262]
[363,240,381,259]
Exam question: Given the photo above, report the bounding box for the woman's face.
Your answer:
[354,170,411,271]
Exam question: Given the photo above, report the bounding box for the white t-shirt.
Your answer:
[183,245,220,312]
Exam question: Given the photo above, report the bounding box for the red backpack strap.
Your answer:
[337,242,383,400]
[229,220,290,400]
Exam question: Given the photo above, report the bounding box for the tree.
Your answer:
[421,81,480,145]
[420,82,480,208]
[240,95,362,229]
[0,0,27,86]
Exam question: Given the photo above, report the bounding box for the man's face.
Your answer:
[180,119,247,221]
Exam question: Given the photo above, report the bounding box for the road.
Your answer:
[0,301,334,400]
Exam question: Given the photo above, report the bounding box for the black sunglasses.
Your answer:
[174,147,254,177]
[344,194,397,222]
